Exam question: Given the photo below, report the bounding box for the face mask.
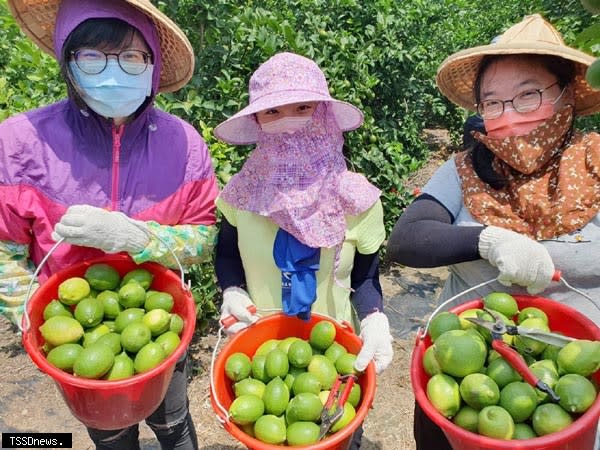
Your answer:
[483,86,567,139]
[260,116,312,134]
[69,60,154,119]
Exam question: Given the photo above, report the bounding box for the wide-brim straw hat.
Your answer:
[7,0,193,93]
[436,14,600,116]
[214,52,363,145]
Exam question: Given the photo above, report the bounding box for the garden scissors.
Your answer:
[466,309,570,402]
[318,374,358,440]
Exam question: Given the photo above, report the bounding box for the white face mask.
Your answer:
[260,116,312,134]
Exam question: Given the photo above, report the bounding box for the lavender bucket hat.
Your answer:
[213,52,364,145]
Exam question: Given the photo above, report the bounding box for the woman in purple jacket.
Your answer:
[1,0,218,448]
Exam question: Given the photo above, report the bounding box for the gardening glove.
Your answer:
[354,311,394,375]
[52,205,149,254]
[478,225,554,295]
[219,287,260,335]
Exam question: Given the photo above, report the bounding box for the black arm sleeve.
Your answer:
[214,218,247,290]
[350,251,384,320]
[385,194,483,268]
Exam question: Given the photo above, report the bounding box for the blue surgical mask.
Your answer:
[69,60,154,119]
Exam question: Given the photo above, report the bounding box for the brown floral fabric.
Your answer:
[456,111,600,239]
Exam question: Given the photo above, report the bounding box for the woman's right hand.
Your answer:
[219,287,260,335]
[478,225,554,294]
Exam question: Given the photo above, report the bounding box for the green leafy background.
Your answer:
[1,0,598,324]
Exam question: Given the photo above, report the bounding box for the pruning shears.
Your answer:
[466,309,572,402]
[318,374,358,440]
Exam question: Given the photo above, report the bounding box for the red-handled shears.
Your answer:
[318,375,358,440]
[466,308,570,402]
[220,305,257,328]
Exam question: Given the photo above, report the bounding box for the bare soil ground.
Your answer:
[0,131,453,450]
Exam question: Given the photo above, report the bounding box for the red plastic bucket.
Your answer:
[210,312,376,450]
[412,295,600,450]
[22,254,196,430]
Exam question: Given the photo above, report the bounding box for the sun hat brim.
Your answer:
[436,42,600,117]
[213,90,364,145]
[7,0,194,93]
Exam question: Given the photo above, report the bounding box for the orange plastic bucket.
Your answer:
[412,295,600,450]
[22,254,196,430]
[210,312,376,450]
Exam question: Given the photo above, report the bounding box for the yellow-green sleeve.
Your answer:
[354,200,386,254]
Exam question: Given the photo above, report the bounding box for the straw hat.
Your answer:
[7,0,193,93]
[214,52,364,145]
[436,14,600,116]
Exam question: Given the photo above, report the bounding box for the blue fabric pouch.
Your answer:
[273,228,320,320]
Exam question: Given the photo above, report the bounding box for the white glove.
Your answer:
[478,225,554,294]
[354,311,394,375]
[219,287,260,335]
[52,205,149,254]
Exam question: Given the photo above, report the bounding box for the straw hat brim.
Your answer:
[436,42,600,116]
[214,91,364,145]
[7,0,194,93]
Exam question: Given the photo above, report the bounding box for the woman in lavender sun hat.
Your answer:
[214,52,394,447]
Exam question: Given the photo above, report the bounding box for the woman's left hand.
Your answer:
[52,205,149,253]
[354,311,394,375]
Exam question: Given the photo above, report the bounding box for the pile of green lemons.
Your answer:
[39,263,184,380]
[424,292,600,441]
[224,320,362,446]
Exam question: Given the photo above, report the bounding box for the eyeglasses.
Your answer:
[476,81,562,120]
[71,48,152,75]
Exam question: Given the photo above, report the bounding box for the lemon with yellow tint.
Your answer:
[288,339,313,368]
[142,309,171,336]
[255,339,280,357]
[277,336,300,354]
[426,373,461,418]
[82,323,111,347]
[555,373,597,413]
[47,343,83,373]
[457,308,482,330]
[40,316,84,347]
[74,297,105,328]
[97,290,122,319]
[73,344,115,379]
[531,403,573,436]
[309,320,336,350]
[43,299,73,320]
[254,414,286,444]
[169,313,184,335]
[105,351,135,380]
[330,402,356,433]
[118,282,147,308]
[423,345,442,377]
[308,354,337,389]
[84,263,121,291]
[134,342,166,373]
[225,352,252,382]
[58,277,91,305]
[286,421,320,446]
[121,268,154,289]
[144,291,174,312]
[557,339,600,377]
[120,322,152,353]
[228,394,264,425]
[155,331,180,357]
[477,405,514,440]
[263,376,290,416]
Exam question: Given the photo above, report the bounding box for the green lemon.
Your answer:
[426,373,461,418]
[39,316,84,347]
[265,349,289,379]
[251,354,270,383]
[286,421,320,446]
[225,352,252,382]
[43,300,73,320]
[97,290,122,319]
[529,360,559,403]
[513,423,537,439]
[228,394,264,425]
[105,351,135,380]
[428,311,462,341]
[46,343,84,373]
[82,323,111,348]
[324,341,347,364]
[343,381,362,408]
[103,320,116,332]
[335,352,359,375]
[531,403,573,436]
[452,405,479,433]
[555,373,597,413]
[84,263,121,291]
[142,309,171,336]
[58,277,91,306]
[255,339,280,357]
[307,354,337,389]
[517,306,548,325]
[234,378,266,398]
[477,405,514,440]
[73,344,115,379]
[288,339,313,368]
[433,329,487,378]
[459,373,500,410]
[74,297,105,328]
[263,376,290,416]
[169,314,185,335]
[277,336,301,354]
[120,268,154,289]
[94,332,122,355]
[457,308,483,330]
[513,318,549,356]
[120,322,152,353]
[309,320,336,350]
[486,357,522,389]
[499,381,538,423]
[118,282,147,308]
[134,342,166,373]
[144,291,174,312]
[330,402,356,433]
[253,414,286,445]
[114,308,145,333]
[423,345,442,377]
[155,331,181,357]
[285,392,322,423]
[292,372,322,396]
[483,292,519,318]
[557,339,600,377]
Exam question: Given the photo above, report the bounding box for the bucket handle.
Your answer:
[209,310,354,425]
[21,223,190,333]
[417,269,598,341]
